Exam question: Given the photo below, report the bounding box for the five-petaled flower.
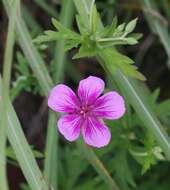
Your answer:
[48,76,125,148]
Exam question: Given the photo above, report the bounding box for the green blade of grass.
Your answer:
[3,0,53,96]
[0,0,19,189]
[44,111,58,189]
[0,76,51,190]
[44,1,75,189]
[160,0,170,19]
[140,0,170,69]
[98,55,170,160]
[2,1,53,189]
[53,0,75,83]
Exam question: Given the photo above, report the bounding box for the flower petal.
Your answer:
[93,91,125,120]
[78,76,105,105]
[58,114,82,141]
[48,84,80,113]
[82,117,111,148]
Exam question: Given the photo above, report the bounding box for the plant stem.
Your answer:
[97,55,170,160]
[2,1,52,189]
[44,0,75,189]
[3,0,54,95]
[77,140,120,190]
[0,0,19,189]
[53,0,75,82]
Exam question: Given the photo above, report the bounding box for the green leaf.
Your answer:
[111,150,136,188]
[156,99,170,118]
[0,76,49,190]
[33,31,61,43]
[76,15,88,34]
[6,146,44,161]
[90,5,100,33]
[73,45,97,59]
[116,23,126,33]
[100,17,118,38]
[64,38,81,51]
[16,52,30,76]
[129,33,143,40]
[99,48,146,80]
[34,19,81,44]
[73,0,90,30]
[52,18,80,39]
[125,18,138,34]
[125,37,138,45]
[109,16,118,35]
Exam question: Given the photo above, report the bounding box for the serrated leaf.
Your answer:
[73,0,90,30]
[73,45,97,59]
[99,48,146,80]
[100,17,118,37]
[11,76,28,100]
[16,52,29,76]
[52,18,71,33]
[64,39,81,51]
[33,31,60,43]
[76,15,88,34]
[109,16,118,35]
[125,18,138,34]
[141,155,155,174]
[34,19,81,44]
[90,5,100,33]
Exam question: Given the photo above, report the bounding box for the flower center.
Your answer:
[79,106,90,117]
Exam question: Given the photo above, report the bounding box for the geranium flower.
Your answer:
[48,76,125,148]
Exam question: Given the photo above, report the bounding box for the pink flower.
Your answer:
[48,76,125,148]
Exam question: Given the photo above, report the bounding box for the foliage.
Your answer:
[11,52,43,100]
[34,6,145,80]
[1,0,170,190]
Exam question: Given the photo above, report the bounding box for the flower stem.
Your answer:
[77,141,120,190]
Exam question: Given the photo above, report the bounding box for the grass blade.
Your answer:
[3,0,53,96]
[140,0,170,69]
[44,0,75,188]
[98,55,170,160]
[0,77,50,190]
[44,111,58,189]
[0,0,19,189]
